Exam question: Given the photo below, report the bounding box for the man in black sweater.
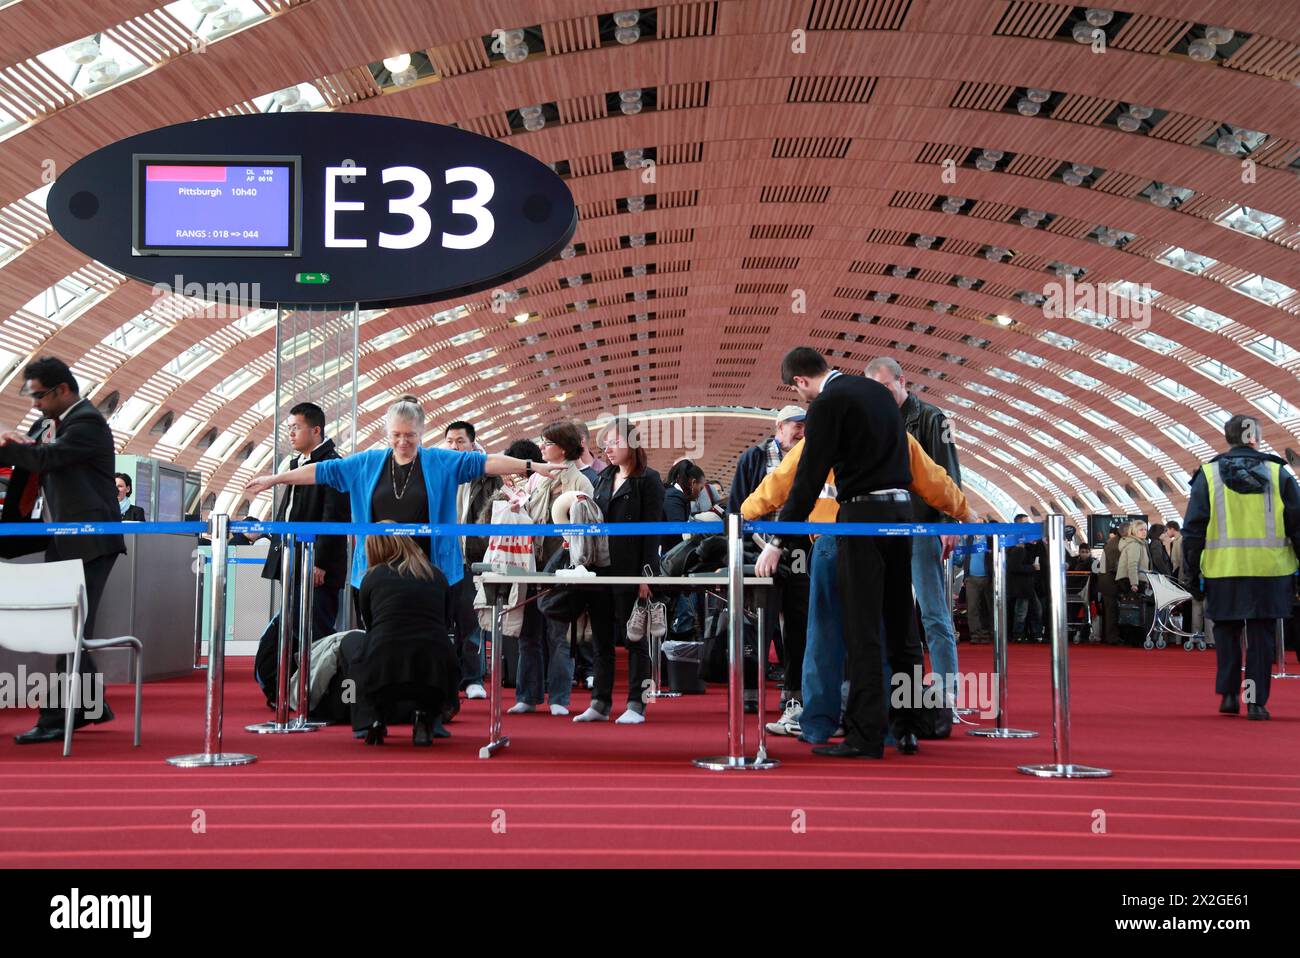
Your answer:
[770,348,921,758]
[1,357,125,743]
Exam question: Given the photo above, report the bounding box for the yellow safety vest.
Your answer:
[1201,460,1298,578]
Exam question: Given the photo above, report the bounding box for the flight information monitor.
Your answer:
[133,155,300,256]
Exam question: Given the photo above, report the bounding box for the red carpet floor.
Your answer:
[2,644,1299,868]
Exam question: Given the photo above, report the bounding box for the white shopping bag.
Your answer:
[473,494,535,635]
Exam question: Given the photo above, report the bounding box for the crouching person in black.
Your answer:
[340,531,461,746]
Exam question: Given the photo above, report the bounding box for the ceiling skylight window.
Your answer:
[968,383,996,396]
[1096,444,1124,465]
[110,396,157,433]
[1009,349,1048,367]
[102,313,166,353]
[1164,422,1204,449]
[1156,246,1216,274]
[1047,462,1073,481]
[987,410,1020,426]
[410,367,445,386]
[1245,336,1299,364]
[944,394,975,408]
[1108,281,1159,304]
[1113,393,1154,416]
[213,365,259,399]
[1152,376,1193,400]
[1033,385,1070,404]
[1007,439,1036,456]
[367,327,411,351]
[1180,305,1232,331]
[464,348,497,364]
[1023,467,1050,486]
[1095,351,1136,373]
[1216,205,1285,238]
[1134,331,1178,354]
[987,367,1018,382]
[1081,409,1117,429]
[253,82,326,113]
[1070,453,1099,472]
[234,308,276,335]
[1030,429,1060,447]
[1062,370,1100,389]
[449,329,486,346]
[1233,274,1296,305]
[1068,308,1114,329]
[1202,408,1231,430]
[164,343,217,378]
[968,420,998,435]
[428,383,457,400]
[1126,435,1160,459]
[1252,392,1296,421]
[1194,359,1242,383]
[1009,399,1043,415]
[432,305,472,325]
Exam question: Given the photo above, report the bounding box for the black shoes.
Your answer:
[1248,704,1270,721]
[811,742,884,759]
[1219,693,1240,714]
[14,704,115,744]
[363,721,386,745]
[897,733,920,755]
[413,711,433,746]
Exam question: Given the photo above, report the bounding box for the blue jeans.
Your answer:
[672,593,695,635]
[515,617,573,707]
[461,626,485,686]
[800,536,895,745]
[912,534,958,702]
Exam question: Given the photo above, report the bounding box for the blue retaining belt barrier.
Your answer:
[0,519,1041,541]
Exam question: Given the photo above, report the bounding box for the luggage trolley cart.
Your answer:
[1065,571,1092,645]
[1141,572,1206,651]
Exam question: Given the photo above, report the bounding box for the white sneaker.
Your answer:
[830,725,846,739]
[507,702,535,714]
[572,707,609,723]
[647,601,669,641]
[585,675,594,689]
[626,601,648,643]
[615,708,646,725]
[765,699,803,736]
[465,684,487,700]
[550,704,569,716]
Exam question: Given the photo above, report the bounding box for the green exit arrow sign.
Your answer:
[295,272,331,284]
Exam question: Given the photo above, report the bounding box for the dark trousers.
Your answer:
[38,552,118,729]
[254,582,342,702]
[769,570,809,697]
[966,575,993,640]
[587,581,651,710]
[837,499,922,751]
[449,569,479,687]
[1214,619,1276,707]
[1098,574,1120,644]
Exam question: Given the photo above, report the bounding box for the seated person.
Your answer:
[340,531,461,746]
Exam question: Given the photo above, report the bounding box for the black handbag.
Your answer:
[536,547,589,624]
[659,534,728,577]
[1117,593,1144,627]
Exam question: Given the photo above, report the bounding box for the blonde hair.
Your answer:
[365,524,435,581]
[385,399,425,433]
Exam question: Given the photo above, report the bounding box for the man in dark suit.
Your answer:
[767,347,920,759]
[113,472,146,522]
[249,402,350,706]
[0,356,125,743]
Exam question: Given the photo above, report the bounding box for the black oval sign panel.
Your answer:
[48,112,577,308]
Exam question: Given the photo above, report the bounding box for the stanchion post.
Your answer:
[167,514,256,767]
[693,514,777,770]
[1273,618,1298,679]
[1018,515,1111,778]
[969,532,1036,739]
[192,548,204,670]
[479,585,509,758]
[245,533,315,734]
[290,537,326,728]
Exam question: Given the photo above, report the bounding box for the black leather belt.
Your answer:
[844,492,910,504]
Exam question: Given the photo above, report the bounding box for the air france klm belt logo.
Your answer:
[50,888,151,938]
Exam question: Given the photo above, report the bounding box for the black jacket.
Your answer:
[261,438,350,589]
[1181,445,1300,620]
[662,484,692,552]
[780,373,911,523]
[462,474,505,567]
[592,467,665,576]
[727,442,774,515]
[122,503,146,522]
[0,399,125,562]
[901,392,962,522]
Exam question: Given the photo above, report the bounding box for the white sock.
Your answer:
[507,702,535,714]
[615,709,646,725]
[572,706,608,723]
[550,704,570,716]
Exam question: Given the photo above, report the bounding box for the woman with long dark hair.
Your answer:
[574,418,664,724]
[341,531,460,746]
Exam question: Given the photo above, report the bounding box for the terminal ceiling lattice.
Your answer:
[1,0,1298,522]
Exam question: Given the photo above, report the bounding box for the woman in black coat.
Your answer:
[340,532,461,745]
[573,418,665,725]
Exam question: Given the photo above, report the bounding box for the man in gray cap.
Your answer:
[728,404,810,724]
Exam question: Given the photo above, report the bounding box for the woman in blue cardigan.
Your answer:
[245,399,562,590]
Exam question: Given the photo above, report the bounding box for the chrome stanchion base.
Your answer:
[969,727,1038,738]
[166,752,257,767]
[1017,762,1112,778]
[692,755,781,771]
[1271,671,1299,679]
[287,717,329,729]
[244,720,318,734]
[651,690,684,699]
[954,707,979,716]
[478,736,510,760]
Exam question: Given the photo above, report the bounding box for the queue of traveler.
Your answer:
[3,353,1296,752]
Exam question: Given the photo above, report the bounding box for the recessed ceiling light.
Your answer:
[382,54,411,73]
[995,314,1014,326]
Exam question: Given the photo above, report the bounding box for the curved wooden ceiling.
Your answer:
[1,0,1299,522]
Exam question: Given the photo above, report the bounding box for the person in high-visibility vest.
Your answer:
[1182,415,1300,720]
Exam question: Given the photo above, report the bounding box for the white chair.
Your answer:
[1140,571,1207,651]
[0,559,142,756]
